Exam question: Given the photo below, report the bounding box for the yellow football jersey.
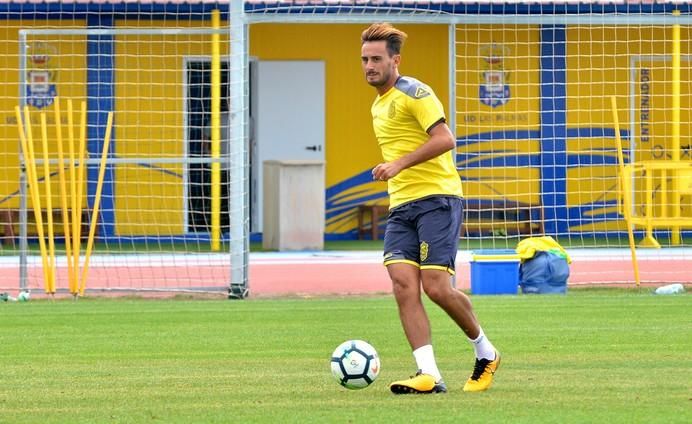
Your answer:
[371,76,463,208]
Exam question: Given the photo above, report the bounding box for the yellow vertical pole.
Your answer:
[80,112,113,296]
[74,101,88,295]
[611,96,641,287]
[638,162,660,248]
[660,169,668,219]
[39,112,56,294]
[645,170,655,242]
[54,98,75,295]
[616,172,622,215]
[671,9,681,244]
[67,99,79,295]
[16,106,51,293]
[210,8,221,251]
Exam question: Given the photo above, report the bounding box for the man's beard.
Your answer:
[367,70,390,87]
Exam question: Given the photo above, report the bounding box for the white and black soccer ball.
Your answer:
[330,340,380,390]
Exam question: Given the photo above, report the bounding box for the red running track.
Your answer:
[248,255,691,296]
[0,251,689,297]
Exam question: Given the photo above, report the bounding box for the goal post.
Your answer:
[229,0,250,299]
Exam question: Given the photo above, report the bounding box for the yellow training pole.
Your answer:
[16,106,51,293]
[671,9,681,245]
[79,111,113,296]
[39,112,57,294]
[210,8,221,251]
[645,171,655,242]
[73,101,88,294]
[54,98,75,296]
[66,99,79,296]
[611,96,641,287]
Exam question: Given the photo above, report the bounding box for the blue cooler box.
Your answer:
[470,249,520,295]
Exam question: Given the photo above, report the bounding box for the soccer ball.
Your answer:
[330,340,380,390]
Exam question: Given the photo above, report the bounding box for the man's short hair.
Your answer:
[361,23,408,56]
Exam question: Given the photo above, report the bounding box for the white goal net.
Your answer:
[8,6,249,297]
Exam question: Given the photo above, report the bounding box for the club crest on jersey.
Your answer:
[420,241,429,262]
[26,42,58,109]
[479,43,511,108]
[388,101,397,118]
[414,86,430,99]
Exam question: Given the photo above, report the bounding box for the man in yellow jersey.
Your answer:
[361,23,500,394]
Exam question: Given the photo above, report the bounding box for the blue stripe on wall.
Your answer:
[1,2,691,19]
[566,127,627,139]
[0,3,222,20]
[456,130,540,147]
[87,14,115,237]
[457,153,541,168]
[244,3,691,15]
[540,25,568,235]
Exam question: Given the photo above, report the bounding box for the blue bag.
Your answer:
[519,251,569,294]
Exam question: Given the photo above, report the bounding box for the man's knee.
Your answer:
[388,265,420,298]
[421,272,453,303]
[391,273,416,295]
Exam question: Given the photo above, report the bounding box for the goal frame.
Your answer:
[17,18,250,296]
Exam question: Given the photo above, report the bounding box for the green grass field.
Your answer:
[1,289,690,423]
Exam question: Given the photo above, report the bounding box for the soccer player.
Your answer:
[360,23,500,394]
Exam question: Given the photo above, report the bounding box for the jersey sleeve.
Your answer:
[409,88,446,133]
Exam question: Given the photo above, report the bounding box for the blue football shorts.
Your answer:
[382,195,463,275]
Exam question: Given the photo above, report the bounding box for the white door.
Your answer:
[251,60,325,232]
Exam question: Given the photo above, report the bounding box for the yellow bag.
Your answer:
[515,236,571,264]
[516,236,570,294]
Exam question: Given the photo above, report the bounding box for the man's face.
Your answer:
[361,40,399,88]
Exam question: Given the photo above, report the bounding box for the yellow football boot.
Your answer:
[390,370,447,394]
[463,351,501,392]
